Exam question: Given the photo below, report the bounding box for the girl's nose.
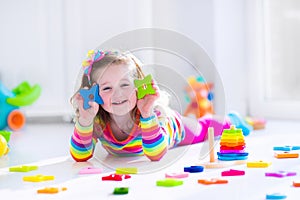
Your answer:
[112,87,123,98]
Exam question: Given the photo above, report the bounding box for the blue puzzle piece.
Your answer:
[273,145,300,151]
[266,193,287,199]
[79,84,103,109]
[184,166,204,173]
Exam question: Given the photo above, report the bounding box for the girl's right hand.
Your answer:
[75,92,99,127]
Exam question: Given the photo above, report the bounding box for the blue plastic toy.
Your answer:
[79,84,103,110]
[0,81,41,131]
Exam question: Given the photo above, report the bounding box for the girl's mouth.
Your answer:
[112,100,127,105]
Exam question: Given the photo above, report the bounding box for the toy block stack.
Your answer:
[217,125,249,161]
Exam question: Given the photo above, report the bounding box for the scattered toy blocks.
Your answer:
[184,166,204,173]
[274,152,299,159]
[115,167,138,174]
[156,179,183,187]
[102,173,131,181]
[165,172,189,179]
[9,165,38,172]
[266,193,287,199]
[265,171,297,178]
[23,174,55,182]
[221,169,245,176]
[37,187,67,194]
[113,187,129,195]
[273,145,300,151]
[247,161,272,168]
[79,166,103,174]
[198,178,228,185]
[293,181,300,187]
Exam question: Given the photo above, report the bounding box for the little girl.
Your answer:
[70,49,250,162]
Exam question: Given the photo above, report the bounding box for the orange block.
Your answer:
[198,178,228,185]
[293,181,300,187]
[37,187,67,194]
[274,152,299,159]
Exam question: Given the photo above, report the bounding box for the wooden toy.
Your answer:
[293,181,300,187]
[9,165,38,172]
[79,84,103,109]
[156,179,183,187]
[37,187,67,194]
[23,174,54,182]
[274,152,299,159]
[113,187,129,195]
[134,74,156,99]
[197,127,247,168]
[198,178,228,185]
[221,169,245,176]
[273,145,300,151]
[266,193,287,199]
[184,166,204,173]
[247,161,272,168]
[102,173,131,181]
[165,172,189,179]
[115,167,138,174]
[265,171,296,178]
[78,166,103,174]
[218,125,249,161]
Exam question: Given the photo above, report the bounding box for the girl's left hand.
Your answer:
[137,81,160,118]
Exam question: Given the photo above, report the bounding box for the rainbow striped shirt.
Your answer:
[70,108,184,161]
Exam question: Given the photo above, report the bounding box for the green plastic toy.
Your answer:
[6,81,41,106]
[134,74,156,99]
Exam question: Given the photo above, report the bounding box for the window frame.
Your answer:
[247,0,300,120]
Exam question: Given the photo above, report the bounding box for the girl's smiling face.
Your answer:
[97,63,137,116]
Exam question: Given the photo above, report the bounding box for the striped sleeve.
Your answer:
[70,122,97,162]
[140,115,168,161]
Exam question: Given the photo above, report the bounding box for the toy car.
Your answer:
[0,81,41,131]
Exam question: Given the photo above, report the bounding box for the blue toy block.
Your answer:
[273,145,300,151]
[79,84,103,109]
[184,166,204,173]
[266,193,287,199]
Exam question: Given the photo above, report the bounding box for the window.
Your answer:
[248,0,300,119]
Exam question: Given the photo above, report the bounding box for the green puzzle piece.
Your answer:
[113,187,129,195]
[156,179,184,187]
[134,74,156,99]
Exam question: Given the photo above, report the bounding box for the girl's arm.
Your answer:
[140,115,168,161]
[70,122,97,162]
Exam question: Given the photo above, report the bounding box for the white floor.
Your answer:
[0,119,300,199]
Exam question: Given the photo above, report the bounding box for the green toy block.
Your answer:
[9,165,38,172]
[113,187,129,195]
[134,74,156,99]
[116,167,138,174]
[156,179,184,187]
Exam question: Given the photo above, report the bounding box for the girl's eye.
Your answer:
[102,87,111,91]
[121,83,130,87]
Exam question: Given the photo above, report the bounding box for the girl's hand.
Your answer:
[75,92,99,127]
[137,81,160,118]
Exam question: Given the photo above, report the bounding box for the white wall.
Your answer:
[0,0,248,120]
[151,0,248,115]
